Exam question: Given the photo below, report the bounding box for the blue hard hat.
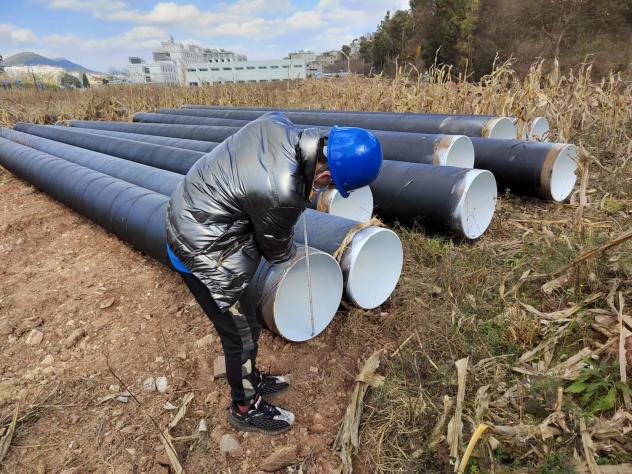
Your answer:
[327,126,383,198]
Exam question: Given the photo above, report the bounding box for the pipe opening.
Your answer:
[486,117,517,139]
[456,170,497,239]
[327,186,373,222]
[550,144,577,202]
[529,117,550,141]
[272,251,343,342]
[342,227,403,309]
[444,135,475,168]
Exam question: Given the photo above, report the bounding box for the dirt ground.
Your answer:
[0,168,387,473]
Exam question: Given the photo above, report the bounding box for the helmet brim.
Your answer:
[326,126,350,198]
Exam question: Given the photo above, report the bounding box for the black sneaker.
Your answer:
[255,369,290,397]
[229,395,294,435]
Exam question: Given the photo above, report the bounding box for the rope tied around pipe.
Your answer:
[331,217,384,263]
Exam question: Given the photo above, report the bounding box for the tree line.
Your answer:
[351,0,632,78]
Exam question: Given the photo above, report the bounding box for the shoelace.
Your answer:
[253,395,278,416]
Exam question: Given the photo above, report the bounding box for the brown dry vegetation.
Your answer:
[1,61,632,473]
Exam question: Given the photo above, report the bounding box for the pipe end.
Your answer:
[456,169,498,239]
[549,144,577,202]
[272,249,343,342]
[485,117,517,139]
[528,117,550,141]
[443,135,475,168]
[327,186,374,222]
[342,227,403,309]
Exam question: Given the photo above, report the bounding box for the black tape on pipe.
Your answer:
[69,127,219,153]
[470,138,577,201]
[130,114,473,167]
[157,107,506,138]
[0,128,182,196]
[0,137,170,265]
[13,123,203,175]
[66,120,239,143]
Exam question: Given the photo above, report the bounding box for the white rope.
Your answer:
[302,217,316,337]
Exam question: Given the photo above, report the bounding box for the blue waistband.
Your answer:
[167,245,192,273]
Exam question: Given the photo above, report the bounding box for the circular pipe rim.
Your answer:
[270,249,343,342]
[485,117,518,139]
[326,186,373,222]
[455,169,498,239]
[443,135,475,168]
[341,227,403,309]
[529,117,550,141]
[549,144,577,202]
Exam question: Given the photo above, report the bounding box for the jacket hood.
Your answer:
[297,127,328,201]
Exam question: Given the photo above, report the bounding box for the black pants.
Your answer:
[178,271,261,406]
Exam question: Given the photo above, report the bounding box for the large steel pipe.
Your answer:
[0,137,342,341]
[13,123,203,175]
[241,247,342,342]
[295,209,402,309]
[65,120,240,143]
[48,126,373,222]
[63,121,493,237]
[161,107,517,139]
[0,128,181,196]
[169,108,517,139]
[132,113,474,168]
[133,112,247,128]
[470,138,576,202]
[68,127,219,153]
[371,161,497,239]
[0,137,170,265]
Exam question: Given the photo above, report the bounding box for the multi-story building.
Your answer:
[128,57,179,84]
[183,59,305,86]
[128,38,305,85]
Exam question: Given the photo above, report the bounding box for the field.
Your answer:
[1,62,632,473]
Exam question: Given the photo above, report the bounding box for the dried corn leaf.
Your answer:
[580,418,601,474]
[0,404,19,463]
[333,350,384,474]
[429,395,452,449]
[447,357,468,465]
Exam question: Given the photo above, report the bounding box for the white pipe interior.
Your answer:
[487,117,518,139]
[455,169,498,239]
[328,186,373,222]
[444,135,475,168]
[529,117,550,141]
[341,227,403,309]
[549,144,577,202]
[273,250,343,342]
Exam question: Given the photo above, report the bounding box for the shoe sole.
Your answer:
[228,413,292,436]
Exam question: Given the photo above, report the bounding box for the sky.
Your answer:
[0,0,409,72]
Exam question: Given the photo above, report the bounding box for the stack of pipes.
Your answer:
[0,105,577,342]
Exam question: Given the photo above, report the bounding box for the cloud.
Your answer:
[0,24,38,44]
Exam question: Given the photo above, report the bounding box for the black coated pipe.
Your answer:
[133,112,247,128]
[371,161,498,239]
[66,120,239,143]
[13,123,203,175]
[0,137,170,265]
[0,128,181,196]
[159,107,517,138]
[68,127,219,153]
[132,114,474,167]
[129,114,574,201]
[0,136,344,340]
[470,138,577,202]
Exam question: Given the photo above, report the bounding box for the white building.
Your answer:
[128,38,305,85]
[128,57,178,85]
[183,59,306,86]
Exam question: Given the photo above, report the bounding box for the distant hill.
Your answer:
[3,52,97,73]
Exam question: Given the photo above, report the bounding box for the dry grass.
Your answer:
[1,61,632,472]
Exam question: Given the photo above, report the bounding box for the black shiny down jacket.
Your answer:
[166,113,325,310]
